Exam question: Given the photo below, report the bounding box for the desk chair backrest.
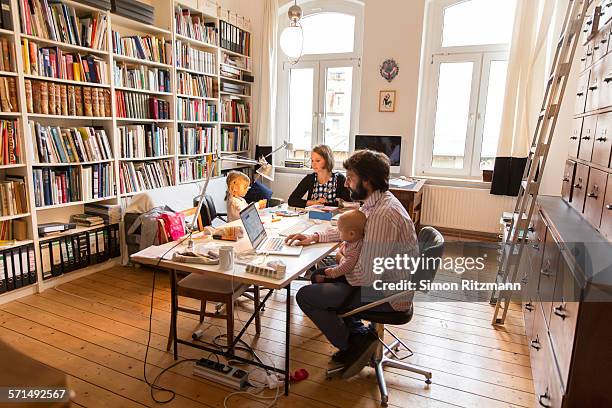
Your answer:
[411,227,445,291]
[194,194,222,227]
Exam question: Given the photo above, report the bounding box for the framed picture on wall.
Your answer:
[379,90,396,112]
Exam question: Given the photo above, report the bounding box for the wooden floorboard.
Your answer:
[0,266,535,407]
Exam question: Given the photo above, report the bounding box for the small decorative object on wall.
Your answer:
[379,90,396,112]
[380,58,399,82]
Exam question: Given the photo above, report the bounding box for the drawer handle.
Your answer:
[554,305,567,319]
[581,56,587,62]
[574,183,582,190]
[562,177,570,182]
[589,85,598,91]
[605,77,612,83]
[525,303,534,311]
[541,269,554,277]
[538,392,552,408]
[570,136,578,140]
[528,226,535,232]
[594,45,600,50]
[596,137,608,142]
[588,191,598,198]
[607,204,612,210]
[532,243,540,250]
[530,338,541,351]
[577,91,585,96]
[582,136,591,140]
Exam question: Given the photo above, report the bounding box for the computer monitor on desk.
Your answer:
[355,135,402,174]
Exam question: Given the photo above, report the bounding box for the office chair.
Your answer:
[327,226,444,407]
[194,194,227,228]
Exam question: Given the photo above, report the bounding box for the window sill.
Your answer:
[415,175,492,189]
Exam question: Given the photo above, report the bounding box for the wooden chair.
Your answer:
[158,209,261,351]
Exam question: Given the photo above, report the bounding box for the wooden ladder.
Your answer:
[490,0,591,325]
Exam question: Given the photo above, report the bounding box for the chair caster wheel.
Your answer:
[381,396,388,406]
[425,379,432,385]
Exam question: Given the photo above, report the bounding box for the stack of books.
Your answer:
[25,80,112,117]
[31,123,113,164]
[220,127,249,152]
[22,40,108,84]
[113,62,171,93]
[115,91,170,120]
[220,81,248,95]
[177,100,216,122]
[119,124,169,158]
[85,203,121,224]
[177,71,215,98]
[176,42,215,74]
[111,0,154,25]
[0,176,28,216]
[71,213,105,227]
[18,1,108,50]
[220,64,240,80]
[112,32,171,65]
[179,158,207,183]
[174,7,218,45]
[0,38,15,72]
[0,120,21,165]
[178,125,215,155]
[119,160,173,194]
[221,99,249,123]
[0,77,18,112]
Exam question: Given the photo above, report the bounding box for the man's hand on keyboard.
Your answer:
[285,233,319,246]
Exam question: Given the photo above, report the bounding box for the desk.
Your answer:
[389,178,426,230]
[131,214,338,396]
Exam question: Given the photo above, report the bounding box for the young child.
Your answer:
[226,171,251,222]
[311,210,366,283]
[225,171,266,222]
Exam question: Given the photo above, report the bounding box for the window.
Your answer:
[277,1,363,165]
[416,0,516,178]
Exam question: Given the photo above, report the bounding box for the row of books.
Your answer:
[22,40,108,84]
[0,120,20,165]
[221,81,249,96]
[179,158,207,183]
[33,166,82,207]
[176,43,216,75]
[0,243,37,294]
[177,99,217,122]
[115,91,170,120]
[25,80,112,117]
[112,32,172,65]
[220,127,249,152]
[82,163,114,200]
[119,124,169,158]
[177,71,215,98]
[0,77,18,112]
[31,122,113,164]
[113,62,171,93]
[0,38,15,72]
[178,125,215,156]
[0,219,28,241]
[221,99,249,123]
[175,7,218,45]
[119,160,173,194]
[0,177,28,216]
[19,1,108,50]
[220,20,250,57]
[0,0,12,31]
[40,224,120,280]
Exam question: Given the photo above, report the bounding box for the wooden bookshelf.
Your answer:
[0,0,254,302]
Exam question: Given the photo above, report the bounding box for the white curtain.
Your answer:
[491,0,555,195]
[256,0,279,147]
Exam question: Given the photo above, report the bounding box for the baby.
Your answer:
[311,210,366,283]
[225,171,266,222]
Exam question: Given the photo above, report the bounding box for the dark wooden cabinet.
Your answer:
[388,179,425,231]
[578,115,597,161]
[561,160,576,202]
[601,174,612,239]
[592,112,612,167]
[570,163,589,213]
[568,119,582,158]
[584,167,608,227]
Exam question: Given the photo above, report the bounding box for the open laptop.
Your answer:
[240,203,303,256]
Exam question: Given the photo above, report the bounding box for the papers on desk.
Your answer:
[389,178,417,188]
[134,244,176,260]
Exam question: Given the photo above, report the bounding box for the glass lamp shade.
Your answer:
[280,25,304,59]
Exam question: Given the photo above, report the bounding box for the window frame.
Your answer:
[415,0,514,179]
[276,0,364,167]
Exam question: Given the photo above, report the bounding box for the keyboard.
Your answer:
[280,221,312,237]
[262,237,284,252]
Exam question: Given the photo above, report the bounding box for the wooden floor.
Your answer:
[0,266,535,408]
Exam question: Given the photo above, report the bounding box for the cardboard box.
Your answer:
[199,0,217,17]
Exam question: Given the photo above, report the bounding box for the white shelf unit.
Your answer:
[0,0,254,303]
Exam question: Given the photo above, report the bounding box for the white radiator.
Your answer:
[420,185,516,234]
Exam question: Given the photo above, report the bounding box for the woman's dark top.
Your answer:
[288,172,352,208]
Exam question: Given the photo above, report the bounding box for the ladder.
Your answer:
[491,0,590,325]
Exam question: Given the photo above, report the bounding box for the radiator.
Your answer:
[420,185,516,234]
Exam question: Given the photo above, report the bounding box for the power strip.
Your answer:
[192,358,248,390]
[245,263,286,279]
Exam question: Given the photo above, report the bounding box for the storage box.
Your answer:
[229,12,237,25]
[199,0,217,17]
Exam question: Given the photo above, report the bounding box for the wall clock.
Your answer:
[380,59,399,82]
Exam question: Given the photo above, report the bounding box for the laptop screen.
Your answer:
[240,203,266,248]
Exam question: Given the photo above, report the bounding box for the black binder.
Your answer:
[0,251,6,293]
[40,242,52,280]
[61,237,76,273]
[77,233,89,269]
[98,228,108,262]
[11,248,22,289]
[27,245,37,284]
[4,250,14,290]
[50,239,63,277]
[110,224,120,258]
[88,231,98,265]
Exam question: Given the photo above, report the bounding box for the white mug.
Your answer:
[219,246,234,270]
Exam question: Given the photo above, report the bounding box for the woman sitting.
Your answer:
[288,144,351,208]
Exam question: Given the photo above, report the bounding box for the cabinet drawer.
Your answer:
[561,160,576,203]
[586,62,602,112]
[568,118,582,158]
[549,255,580,389]
[539,359,564,408]
[584,167,608,228]
[592,112,612,167]
[539,232,560,327]
[528,212,546,275]
[413,190,422,211]
[597,56,612,109]
[575,70,590,115]
[593,26,611,63]
[571,163,590,213]
[601,174,612,240]
[530,302,553,405]
[578,115,597,161]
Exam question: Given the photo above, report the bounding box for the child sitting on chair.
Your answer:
[226,171,266,222]
[311,210,366,283]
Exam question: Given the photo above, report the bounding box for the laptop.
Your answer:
[240,203,303,256]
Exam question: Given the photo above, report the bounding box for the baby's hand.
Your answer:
[324,267,334,277]
[335,252,344,264]
[314,274,326,283]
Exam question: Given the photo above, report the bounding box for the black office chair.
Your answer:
[194,194,227,228]
[327,226,445,407]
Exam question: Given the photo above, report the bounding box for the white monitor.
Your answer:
[354,135,402,174]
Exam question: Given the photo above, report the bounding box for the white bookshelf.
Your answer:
[0,0,254,302]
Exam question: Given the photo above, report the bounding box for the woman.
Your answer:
[288,145,351,207]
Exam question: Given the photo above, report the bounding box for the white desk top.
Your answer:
[130,211,339,289]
